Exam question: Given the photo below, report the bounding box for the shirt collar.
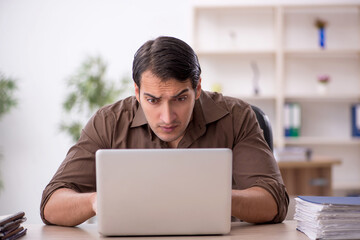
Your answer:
[197,90,229,125]
[130,90,229,128]
[177,90,229,148]
[130,104,147,128]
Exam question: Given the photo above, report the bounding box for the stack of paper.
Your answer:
[0,212,27,240]
[294,196,360,240]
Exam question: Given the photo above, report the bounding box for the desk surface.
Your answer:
[22,221,308,240]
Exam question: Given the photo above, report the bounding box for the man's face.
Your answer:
[135,70,201,148]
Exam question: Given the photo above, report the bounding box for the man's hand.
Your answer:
[44,188,96,226]
[231,186,278,223]
[90,192,97,214]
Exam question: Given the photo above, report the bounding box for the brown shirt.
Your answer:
[40,90,289,224]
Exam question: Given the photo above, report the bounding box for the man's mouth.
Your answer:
[160,125,177,133]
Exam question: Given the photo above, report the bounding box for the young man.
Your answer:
[41,36,289,227]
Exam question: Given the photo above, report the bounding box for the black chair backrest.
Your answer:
[251,105,273,152]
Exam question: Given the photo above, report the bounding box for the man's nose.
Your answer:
[160,102,176,124]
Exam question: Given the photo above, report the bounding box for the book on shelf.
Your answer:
[274,146,312,162]
[284,102,301,137]
[351,103,360,137]
[294,196,360,240]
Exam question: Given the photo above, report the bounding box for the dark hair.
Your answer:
[132,36,201,89]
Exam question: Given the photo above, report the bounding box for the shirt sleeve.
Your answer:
[231,104,289,223]
[40,108,116,224]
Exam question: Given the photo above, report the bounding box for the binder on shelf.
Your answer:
[351,103,360,137]
[291,103,301,137]
[284,103,291,137]
[284,103,301,137]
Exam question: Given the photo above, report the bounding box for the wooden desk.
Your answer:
[22,221,308,239]
[278,158,341,196]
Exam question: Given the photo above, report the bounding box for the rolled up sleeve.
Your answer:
[232,104,289,223]
[40,108,115,224]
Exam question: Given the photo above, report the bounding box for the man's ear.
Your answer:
[134,83,140,102]
[195,78,202,100]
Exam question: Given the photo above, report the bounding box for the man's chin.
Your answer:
[157,133,181,144]
[159,136,178,143]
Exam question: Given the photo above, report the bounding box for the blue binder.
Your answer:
[298,195,360,205]
[351,104,360,137]
[284,103,291,137]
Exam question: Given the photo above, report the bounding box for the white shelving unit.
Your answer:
[192,3,360,191]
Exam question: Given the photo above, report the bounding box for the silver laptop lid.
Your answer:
[96,148,232,236]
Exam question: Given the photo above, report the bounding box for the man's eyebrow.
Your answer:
[143,89,189,99]
[144,93,160,99]
[172,89,189,98]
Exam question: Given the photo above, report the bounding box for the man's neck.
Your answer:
[168,136,183,148]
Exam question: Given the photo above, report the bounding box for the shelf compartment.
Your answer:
[199,54,276,97]
[193,7,276,52]
[285,137,360,146]
[285,94,360,102]
[283,101,356,141]
[284,49,360,57]
[240,95,277,101]
[284,57,360,97]
[197,49,275,56]
[283,6,360,50]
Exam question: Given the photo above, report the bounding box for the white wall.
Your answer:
[1,0,358,224]
[0,0,192,223]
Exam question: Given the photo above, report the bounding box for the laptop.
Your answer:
[95,148,232,236]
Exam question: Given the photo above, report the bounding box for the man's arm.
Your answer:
[230,103,289,223]
[41,107,116,225]
[44,188,97,227]
[231,187,278,223]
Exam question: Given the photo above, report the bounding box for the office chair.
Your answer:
[251,105,273,152]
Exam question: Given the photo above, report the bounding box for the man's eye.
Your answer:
[147,98,158,104]
[177,96,188,102]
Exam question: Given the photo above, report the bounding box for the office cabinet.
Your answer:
[278,158,341,196]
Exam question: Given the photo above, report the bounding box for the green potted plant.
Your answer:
[0,72,18,191]
[60,56,130,142]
